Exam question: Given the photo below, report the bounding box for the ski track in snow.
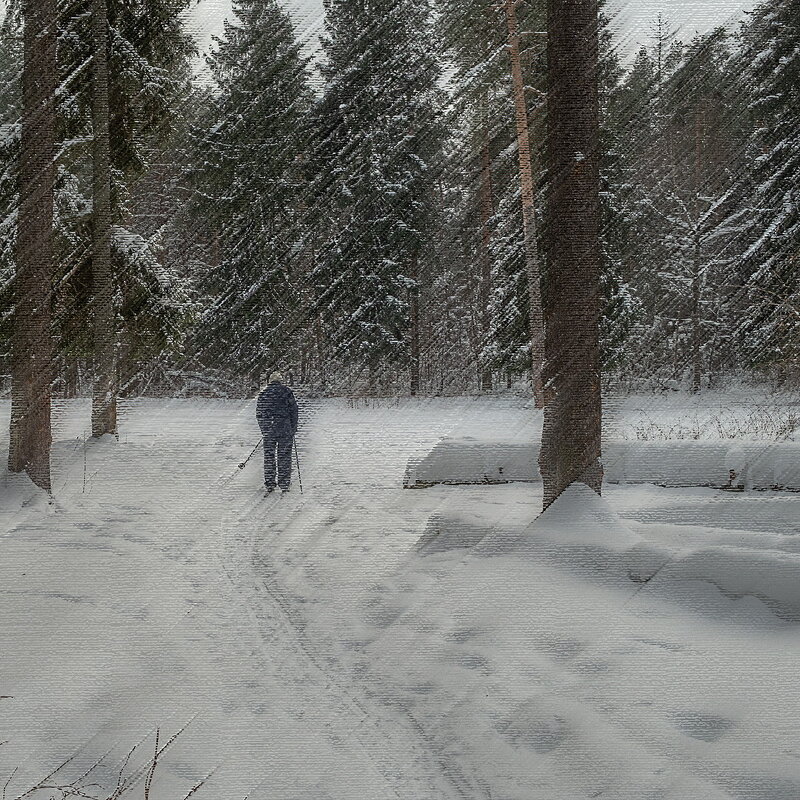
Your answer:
[209,402,489,800]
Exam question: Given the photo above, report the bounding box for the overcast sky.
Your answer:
[0,0,758,72]
[184,0,758,72]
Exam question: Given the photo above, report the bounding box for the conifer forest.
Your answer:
[1,0,799,798]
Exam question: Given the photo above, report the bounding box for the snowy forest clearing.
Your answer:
[2,397,799,800]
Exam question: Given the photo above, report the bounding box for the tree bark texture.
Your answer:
[479,120,494,392]
[691,104,705,394]
[539,0,603,510]
[410,255,421,396]
[503,0,545,408]
[91,0,118,438]
[8,0,57,491]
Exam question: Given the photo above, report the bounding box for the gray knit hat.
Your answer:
[268,371,283,384]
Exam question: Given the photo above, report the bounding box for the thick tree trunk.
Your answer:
[539,0,603,510]
[91,0,117,438]
[503,0,545,408]
[8,0,57,491]
[479,121,494,392]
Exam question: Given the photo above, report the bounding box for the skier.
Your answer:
[256,372,299,493]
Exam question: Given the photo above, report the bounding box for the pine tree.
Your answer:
[503,0,545,405]
[311,0,443,391]
[188,0,312,380]
[7,0,57,489]
[435,0,547,392]
[539,0,603,509]
[437,0,501,390]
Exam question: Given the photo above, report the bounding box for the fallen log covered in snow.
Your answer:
[405,438,800,492]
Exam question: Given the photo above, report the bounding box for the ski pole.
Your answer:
[294,439,304,495]
[238,439,263,470]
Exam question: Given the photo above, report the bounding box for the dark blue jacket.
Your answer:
[256,382,298,439]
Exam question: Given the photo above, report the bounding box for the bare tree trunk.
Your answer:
[539,0,603,510]
[410,255,421,396]
[691,262,702,393]
[8,0,57,491]
[315,312,326,391]
[479,118,494,392]
[91,0,117,438]
[64,359,79,398]
[503,0,545,408]
[691,104,705,394]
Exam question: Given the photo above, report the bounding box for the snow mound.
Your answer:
[415,510,492,553]
[0,470,51,539]
[418,484,800,623]
[652,546,800,622]
[477,483,674,585]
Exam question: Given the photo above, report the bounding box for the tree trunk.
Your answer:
[315,312,326,391]
[539,0,603,510]
[503,0,545,408]
[91,0,117,438]
[8,0,57,491]
[479,119,494,392]
[691,104,705,394]
[691,262,702,393]
[410,256,421,396]
[64,358,79,398]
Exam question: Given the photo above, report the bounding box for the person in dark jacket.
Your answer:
[256,372,299,492]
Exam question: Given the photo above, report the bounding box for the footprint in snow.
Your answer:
[669,710,735,742]
[496,707,569,753]
[535,633,585,661]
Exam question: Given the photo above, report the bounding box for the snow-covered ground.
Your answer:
[1,395,799,800]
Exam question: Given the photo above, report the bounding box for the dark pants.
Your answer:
[264,433,293,489]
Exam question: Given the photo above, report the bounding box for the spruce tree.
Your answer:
[311,0,443,390]
[656,30,745,390]
[189,0,312,378]
[597,4,643,373]
[735,0,800,372]
[604,27,744,388]
[51,0,196,401]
